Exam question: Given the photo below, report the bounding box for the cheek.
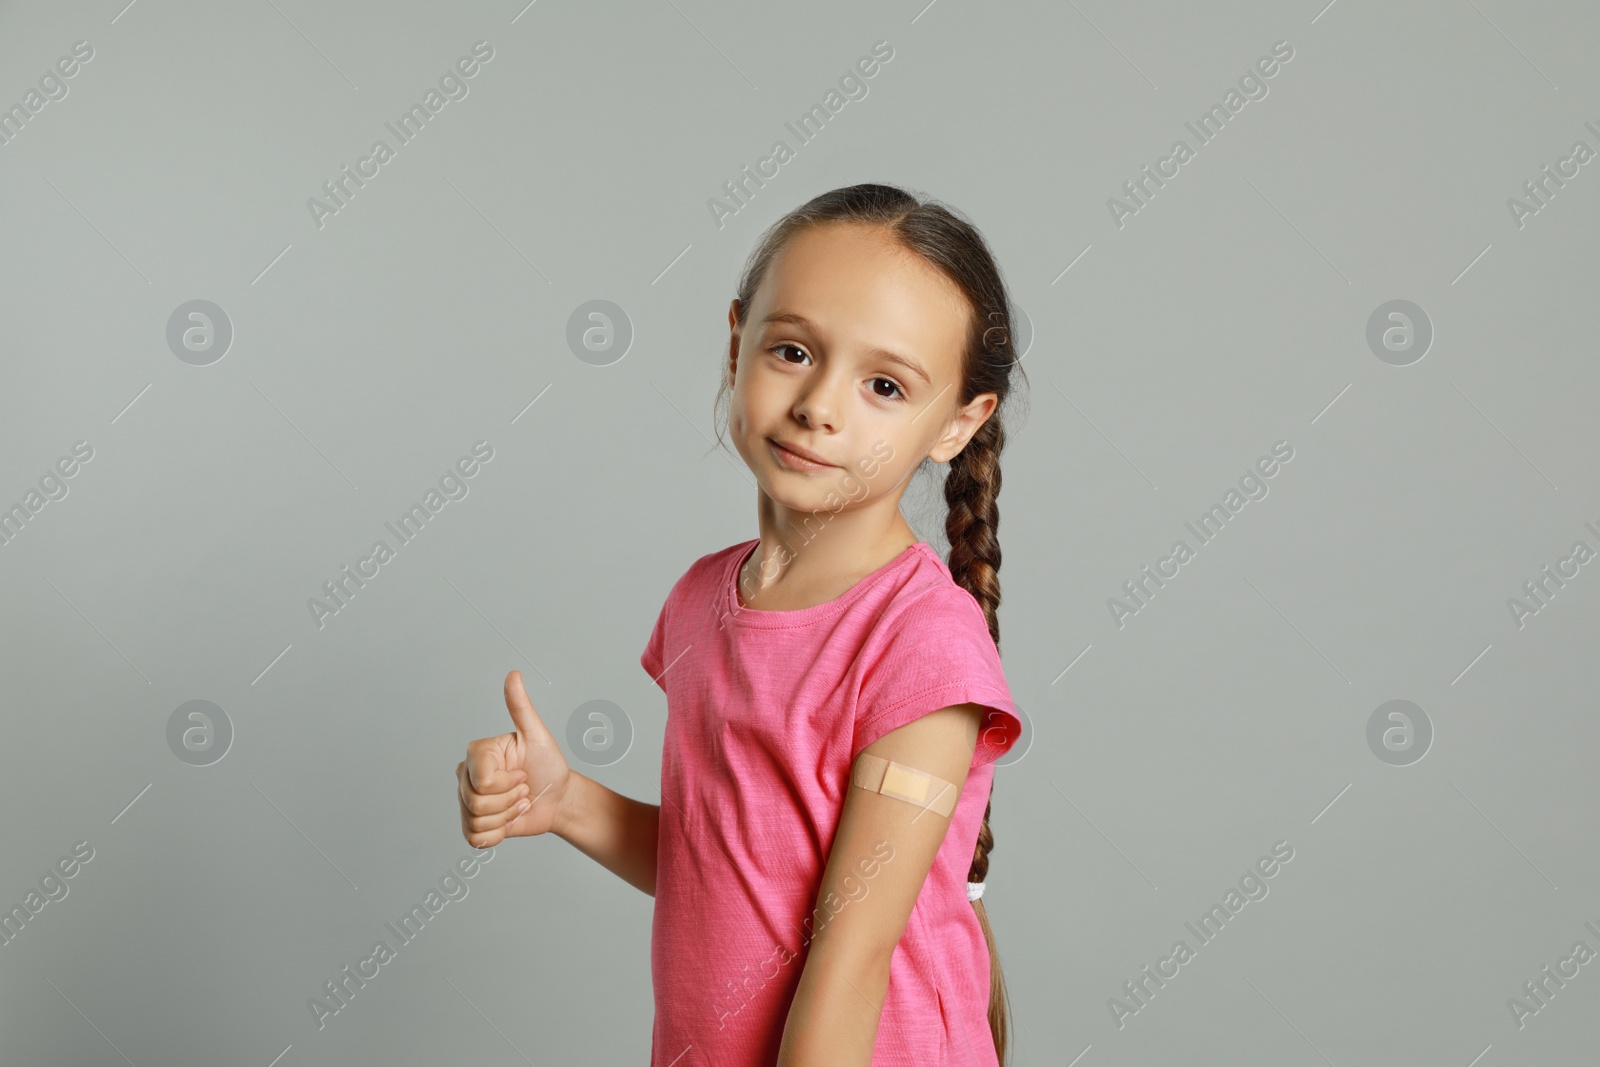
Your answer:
[849,435,909,488]
[740,376,790,430]
[728,376,753,425]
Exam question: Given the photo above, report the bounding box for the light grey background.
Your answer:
[2,0,1597,1064]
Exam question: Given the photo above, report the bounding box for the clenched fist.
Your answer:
[456,670,573,847]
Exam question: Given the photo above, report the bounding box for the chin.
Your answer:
[761,472,834,507]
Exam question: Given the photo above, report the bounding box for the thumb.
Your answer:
[503,669,548,741]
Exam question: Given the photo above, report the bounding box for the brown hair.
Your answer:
[713,182,1029,1062]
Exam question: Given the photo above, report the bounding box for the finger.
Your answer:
[460,773,530,818]
[504,669,553,743]
[458,760,521,815]
[464,742,527,795]
[467,795,530,835]
[458,765,482,845]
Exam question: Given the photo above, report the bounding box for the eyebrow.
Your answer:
[759,311,933,388]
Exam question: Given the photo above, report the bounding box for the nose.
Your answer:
[792,371,844,433]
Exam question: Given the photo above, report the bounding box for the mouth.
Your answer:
[768,439,838,472]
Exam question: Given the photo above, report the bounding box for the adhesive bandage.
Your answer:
[851,753,958,817]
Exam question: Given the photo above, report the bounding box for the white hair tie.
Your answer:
[967,881,985,902]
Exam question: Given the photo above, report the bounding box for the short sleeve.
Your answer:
[852,586,1023,768]
[641,594,669,690]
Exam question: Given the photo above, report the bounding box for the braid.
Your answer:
[944,416,1003,647]
[943,415,1011,1056]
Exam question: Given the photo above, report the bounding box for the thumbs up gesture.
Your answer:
[457,670,573,847]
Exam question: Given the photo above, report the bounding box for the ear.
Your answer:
[928,392,997,464]
[726,299,743,389]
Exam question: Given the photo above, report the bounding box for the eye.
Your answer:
[870,377,907,402]
[767,343,906,403]
[769,343,809,365]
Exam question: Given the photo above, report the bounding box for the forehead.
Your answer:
[755,222,970,379]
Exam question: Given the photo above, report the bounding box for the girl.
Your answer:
[456,183,1029,1066]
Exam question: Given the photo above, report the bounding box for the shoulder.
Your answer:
[655,538,753,608]
[851,545,1019,765]
[853,546,1002,685]
[682,538,751,585]
[868,544,991,643]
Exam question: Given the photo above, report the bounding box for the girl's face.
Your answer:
[725,221,997,522]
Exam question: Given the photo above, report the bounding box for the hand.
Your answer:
[456,670,574,847]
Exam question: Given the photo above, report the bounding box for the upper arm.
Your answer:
[800,703,984,969]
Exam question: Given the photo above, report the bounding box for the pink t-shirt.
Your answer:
[640,538,1023,1067]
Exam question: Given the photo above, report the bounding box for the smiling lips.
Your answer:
[768,439,837,472]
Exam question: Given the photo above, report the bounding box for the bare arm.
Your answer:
[554,770,660,897]
[776,704,983,1066]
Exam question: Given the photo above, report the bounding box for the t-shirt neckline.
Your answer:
[724,538,934,628]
